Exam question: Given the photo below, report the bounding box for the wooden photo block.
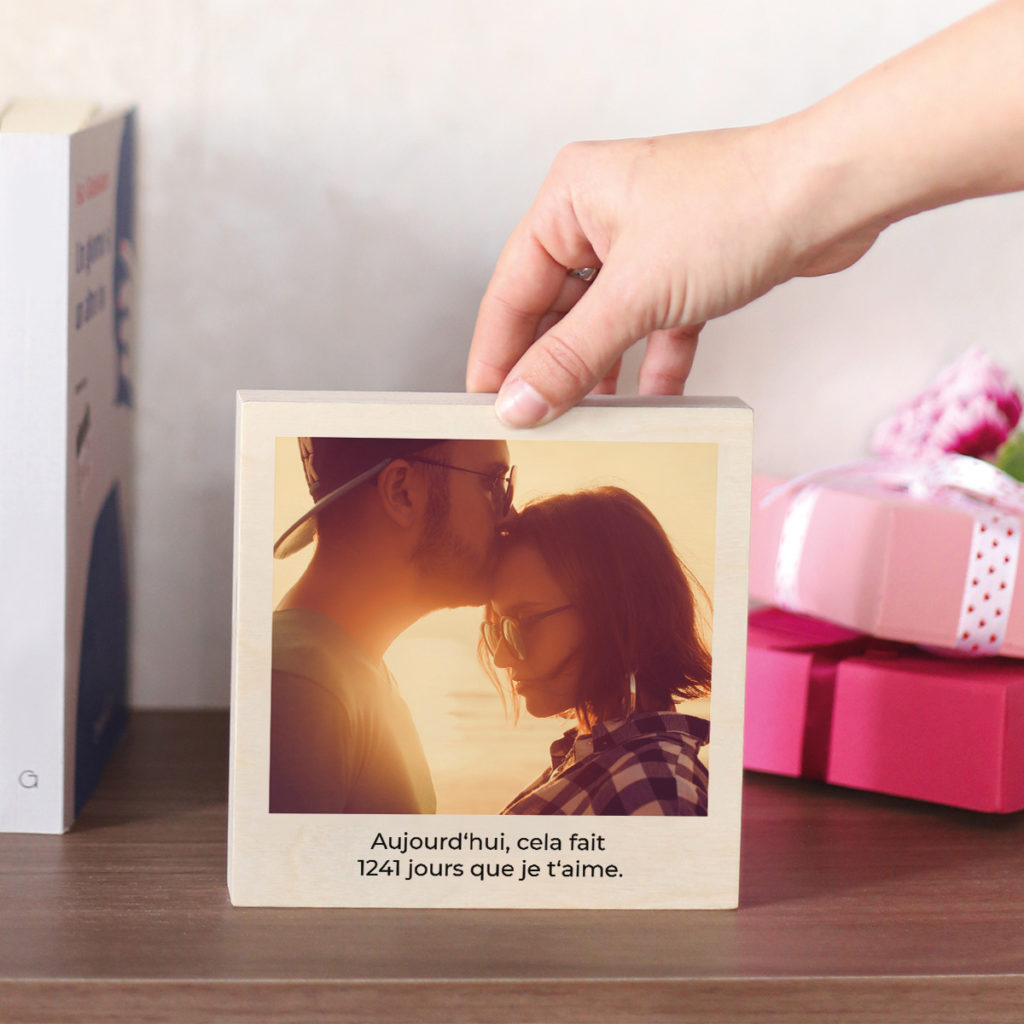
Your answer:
[229,392,752,908]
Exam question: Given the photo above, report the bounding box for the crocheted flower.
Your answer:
[871,347,1022,459]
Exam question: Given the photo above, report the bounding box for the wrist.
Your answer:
[763,106,899,278]
[770,0,1024,273]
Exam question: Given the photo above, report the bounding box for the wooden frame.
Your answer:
[229,392,751,908]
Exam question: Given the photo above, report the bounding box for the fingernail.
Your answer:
[495,379,550,428]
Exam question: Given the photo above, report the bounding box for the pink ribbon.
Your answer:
[763,455,1024,654]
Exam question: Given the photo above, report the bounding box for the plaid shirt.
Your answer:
[502,711,710,816]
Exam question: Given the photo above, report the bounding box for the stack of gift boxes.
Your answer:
[745,348,1024,813]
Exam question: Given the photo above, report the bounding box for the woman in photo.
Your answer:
[481,486,711,815]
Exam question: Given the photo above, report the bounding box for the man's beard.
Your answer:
[411,476,493,608]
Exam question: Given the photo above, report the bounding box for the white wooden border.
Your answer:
[229,392,752,908]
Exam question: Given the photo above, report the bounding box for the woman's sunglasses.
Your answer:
[480,605,573,661]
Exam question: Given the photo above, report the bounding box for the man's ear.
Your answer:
[375,460,424,528]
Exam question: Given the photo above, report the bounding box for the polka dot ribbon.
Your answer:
[910,457,1022,654]
[764,456,1024,655]
[954,504,1019,654]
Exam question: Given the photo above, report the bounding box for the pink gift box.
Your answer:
[749,468,1024,657]
[745,607,1024,813]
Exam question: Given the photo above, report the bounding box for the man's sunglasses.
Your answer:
[406,456,516,518]
[274,452,515,559]
[481,605,573,661]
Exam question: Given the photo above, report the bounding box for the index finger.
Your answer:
[466,220,598,394]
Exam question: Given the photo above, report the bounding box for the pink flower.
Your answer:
[871,347,1022,459]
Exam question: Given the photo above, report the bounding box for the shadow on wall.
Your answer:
[187,136,490,390]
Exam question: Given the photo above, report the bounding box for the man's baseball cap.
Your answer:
[273,437,442,559]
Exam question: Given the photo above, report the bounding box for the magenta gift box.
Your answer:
[749,471,1024,657]
[745,607,1024,813]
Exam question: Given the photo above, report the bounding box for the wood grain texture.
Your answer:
[1,711,1022,1022]
[230,395,752,909]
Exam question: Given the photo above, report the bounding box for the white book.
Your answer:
[0,99,136,832]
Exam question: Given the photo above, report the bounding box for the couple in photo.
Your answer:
[269,437,710,817]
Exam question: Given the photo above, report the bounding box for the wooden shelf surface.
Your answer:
[1,711,1022,1022]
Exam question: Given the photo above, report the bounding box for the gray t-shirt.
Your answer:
[269,608,436,813]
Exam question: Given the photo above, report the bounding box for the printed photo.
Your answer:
[268,435,717,817]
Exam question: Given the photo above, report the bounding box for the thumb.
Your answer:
[493,272,647,428]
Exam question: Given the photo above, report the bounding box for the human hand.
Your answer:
[466,124,883,427]
[468,2,1024,428]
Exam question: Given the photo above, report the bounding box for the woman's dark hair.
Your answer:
[489,486,711,726]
